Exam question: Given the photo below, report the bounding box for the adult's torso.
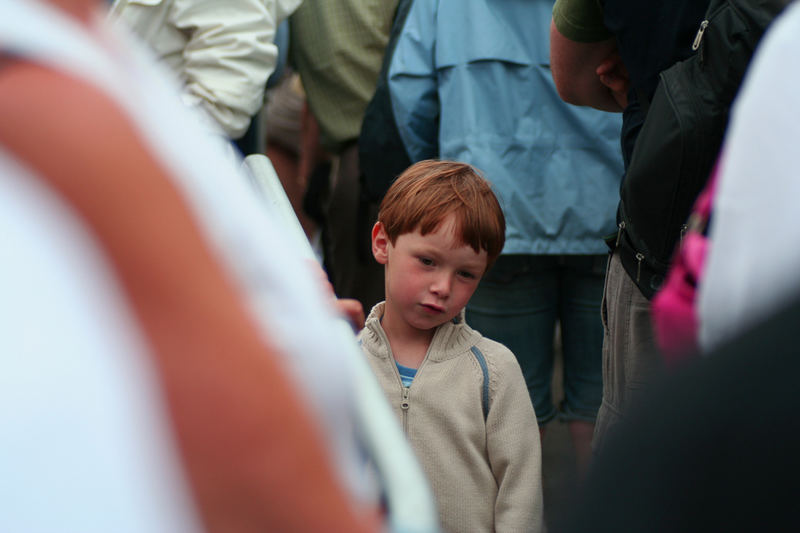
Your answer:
[289,0,398,152]
[397,0,625,254]
[600,0,709,165]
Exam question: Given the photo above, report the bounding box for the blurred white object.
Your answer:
[698,2,800,352]
[0,148,200,533]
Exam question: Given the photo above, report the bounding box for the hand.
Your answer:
[596,52,630,110]
[334,298,365,331]
[307,260,366,331]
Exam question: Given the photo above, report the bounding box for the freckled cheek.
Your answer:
[392,270,426,300]
[454,282,479,306]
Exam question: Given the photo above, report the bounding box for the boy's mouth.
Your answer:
[420,303,445,314]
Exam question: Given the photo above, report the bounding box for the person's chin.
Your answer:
[408,309,446,330]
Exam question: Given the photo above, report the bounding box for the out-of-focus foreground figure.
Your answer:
[697,0,800,352]
[0,0,385,531]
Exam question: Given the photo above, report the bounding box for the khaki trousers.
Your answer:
[593,249,663,453]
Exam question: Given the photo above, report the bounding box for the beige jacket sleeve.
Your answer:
[484,342,544,532]
[172,0,278,138]
[112,0,302,139]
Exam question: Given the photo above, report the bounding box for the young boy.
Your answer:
[358,160,543,532]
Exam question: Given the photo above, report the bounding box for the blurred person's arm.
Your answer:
[549,0,627,111]
[173,0,290,139]
[0,56,379,533]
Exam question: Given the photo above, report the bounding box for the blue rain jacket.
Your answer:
[388,0,624,254]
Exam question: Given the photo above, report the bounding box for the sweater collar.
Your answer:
[361,302,479,362]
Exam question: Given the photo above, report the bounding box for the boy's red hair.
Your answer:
[378,160,506,271]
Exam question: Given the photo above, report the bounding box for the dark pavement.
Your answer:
[542,335,581,531]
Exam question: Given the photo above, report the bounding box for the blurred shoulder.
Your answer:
[0,59,151,171]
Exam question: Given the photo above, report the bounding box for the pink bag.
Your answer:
[651,166,719,366]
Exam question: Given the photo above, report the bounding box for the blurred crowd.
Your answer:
[1,0,799,532]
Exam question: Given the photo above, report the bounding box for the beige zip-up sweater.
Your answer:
[359,303,543,532]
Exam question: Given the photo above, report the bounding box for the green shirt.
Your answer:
[552,0,613,43]
[289,0,398,153]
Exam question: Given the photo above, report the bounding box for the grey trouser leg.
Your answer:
[593,249,663,453]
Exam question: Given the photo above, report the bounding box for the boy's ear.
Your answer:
[372,222,390,265]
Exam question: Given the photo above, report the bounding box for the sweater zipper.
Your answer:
[396,357,429,434]
[379,319,437,435]
[390,347,432,436]
[389,360,412,434]
[400,387,410,433]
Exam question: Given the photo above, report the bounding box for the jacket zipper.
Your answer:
[635,252,644,284]
[692,19,710,64]
[388,352,424,435]
[401,387,410,433]
[692,20,709,51]
[388,359,412,434]
[615,220,626,247]
[381,321,435,435]
[617,219,646,284]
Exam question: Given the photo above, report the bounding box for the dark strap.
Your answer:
[470,346,490,421]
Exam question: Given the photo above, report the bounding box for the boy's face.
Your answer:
[372,214,488,337]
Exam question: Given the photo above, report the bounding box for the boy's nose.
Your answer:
[429,272,452,299]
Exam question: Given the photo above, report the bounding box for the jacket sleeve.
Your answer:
[386,0,439,162]
[170,0,283,139]
[485,344,544,532]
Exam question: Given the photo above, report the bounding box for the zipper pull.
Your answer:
[401,388,410,411]
[692,20,709,51]
[680,223,689,244]
[635,252,644,284]
[615,221,626,247]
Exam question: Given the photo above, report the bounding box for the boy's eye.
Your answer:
[458,270,477,280]
[418,257,434,266]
